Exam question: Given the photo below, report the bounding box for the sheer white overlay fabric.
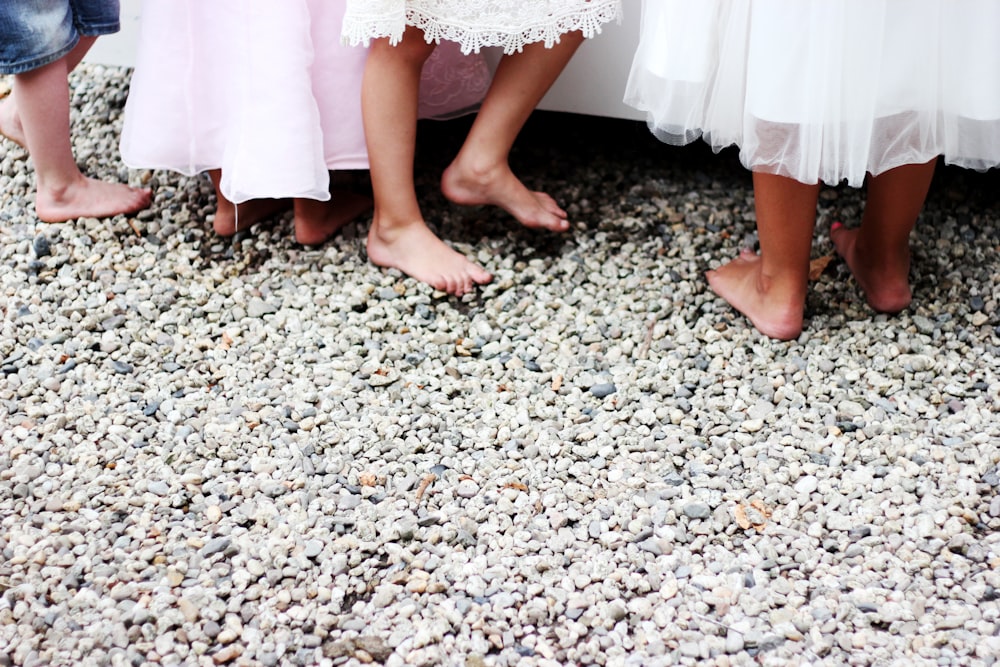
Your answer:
[343,0,623,54]
[121,0,489,204]
[625,0,1000,186]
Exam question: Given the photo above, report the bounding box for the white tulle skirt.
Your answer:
[120,0,489,204]
[342,0,622,54]
[625,0,1000,187]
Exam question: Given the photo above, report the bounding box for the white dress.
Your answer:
[121,0,490,204]
[625,0,1000,187]
[342,0,623,55]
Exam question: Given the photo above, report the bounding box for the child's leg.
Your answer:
[0,90,23,147]
[207,169,290,237]
[1,36,96,148]
[363,32,492,296]
[16,53,151,222]
[830,159,936,313]
[707,172,820,340]
[293,186,372,246]
[440,33,585,233]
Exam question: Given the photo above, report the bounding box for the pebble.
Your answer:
[212,645,242,664]
[683,503,712,520]
[303,540,323,559]
[725,630,744,654]
[247,299,278,317]
[202,538,232,557]
[147,481,170,496]
[110,360,133,374]
[456,479,479,499]
[793,476,819,495]
[590,383,617,398]
[32,235,51,258]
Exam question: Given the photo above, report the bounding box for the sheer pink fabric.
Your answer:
[121,0,490,203]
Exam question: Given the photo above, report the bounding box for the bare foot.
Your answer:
[35,175,152,223]
[441,159,570,232]
[294,190,372,246]
[0,95,25,149]
[367,216,493,296]
[830,222,912,313]
[705,249,807,341]
[213,197,290,237]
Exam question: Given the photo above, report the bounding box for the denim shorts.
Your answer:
[0,0,120,74]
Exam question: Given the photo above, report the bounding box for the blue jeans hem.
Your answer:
[0,21,118,75]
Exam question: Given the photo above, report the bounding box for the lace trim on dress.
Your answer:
[344,1,622,55]
[342,8,406,49]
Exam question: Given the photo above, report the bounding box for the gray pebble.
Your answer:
[201,537,232,557]
[32,235,51,258]
[590,383,617,398]
[682,503,711,519]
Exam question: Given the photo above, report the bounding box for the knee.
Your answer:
[370,30,435,67]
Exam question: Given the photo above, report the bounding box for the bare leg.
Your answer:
[706,172,820,340]
[363,32,492,296]
[0,85,24,148]
[17,53,151,222]
[440,33,585,232]
[207,169,290,236]
[1,36,96,148]
[293,187,372,246]
[830,159,936,313]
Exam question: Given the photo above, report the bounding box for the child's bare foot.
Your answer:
[0,96,25,149]
[213,197,290,236]
[441,159,570,232]
[706,248,807,341]
[830,222,912,313]
[294,191,372,246]
[35,175,152,223]
[366,216,493,296]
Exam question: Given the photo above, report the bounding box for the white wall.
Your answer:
[84,0,643,120]
[537,5,643,120]
[83,0,141,68]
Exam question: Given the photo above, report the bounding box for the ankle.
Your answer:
[856,240,910,270]
[36,174,82,205]
[448,154,503,182]
[370,212,417,242]
[755,268,807,305]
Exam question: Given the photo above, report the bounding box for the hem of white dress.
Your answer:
[342,12,405,48]
[345,1,622,54]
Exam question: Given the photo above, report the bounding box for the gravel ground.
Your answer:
[2,64,1000,667]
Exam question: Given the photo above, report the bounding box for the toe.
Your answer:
[449,274,466,297]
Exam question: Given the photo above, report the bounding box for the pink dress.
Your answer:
[120,0,489,204]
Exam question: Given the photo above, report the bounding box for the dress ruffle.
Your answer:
[343,0,623,55]
[625,0,1000,187]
